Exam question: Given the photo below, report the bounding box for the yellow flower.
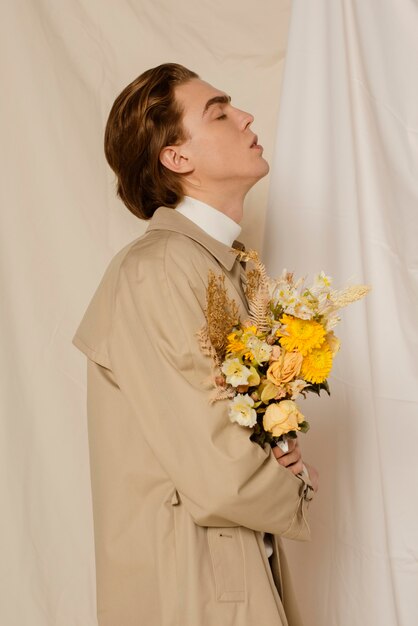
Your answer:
[228,325,268,363]
[266,351,303,385]
[263,400,305,437]
[276,314,326,356]
[301,344,333,383]
[226,332,245,355]
[242,323,259,335]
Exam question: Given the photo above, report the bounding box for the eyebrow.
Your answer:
[202,94,231,117]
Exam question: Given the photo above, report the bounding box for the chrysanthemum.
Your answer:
[276,314,326,356]
[226,332,245,355]
[242,323,259,335]
[300,344,333,383]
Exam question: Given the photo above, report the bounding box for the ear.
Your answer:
[159,144,194,174]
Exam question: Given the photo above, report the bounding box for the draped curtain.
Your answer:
[264,1,418,624]
[0,1,289,624]
[2,1,416,624]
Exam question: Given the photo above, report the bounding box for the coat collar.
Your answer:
[145,206,246,271]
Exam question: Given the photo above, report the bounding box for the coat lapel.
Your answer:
[146,205,250,314]
[145,205,245,271]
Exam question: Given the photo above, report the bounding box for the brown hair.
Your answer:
[104,63,199,220]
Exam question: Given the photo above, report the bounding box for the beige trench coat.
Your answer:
[72,206,315,626]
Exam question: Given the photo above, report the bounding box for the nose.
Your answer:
[243,110,254,129]
[234,106,254,130]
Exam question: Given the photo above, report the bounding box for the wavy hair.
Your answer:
[104,63,198,219]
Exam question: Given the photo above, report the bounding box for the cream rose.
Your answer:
[263,400,305,437]
[266,351,303,385]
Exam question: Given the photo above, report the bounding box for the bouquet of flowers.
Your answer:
[196,249,371,453]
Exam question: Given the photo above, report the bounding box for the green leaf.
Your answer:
[252,422,262,435]
[304,380,331,396]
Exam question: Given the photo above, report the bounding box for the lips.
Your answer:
[250,134,263,151]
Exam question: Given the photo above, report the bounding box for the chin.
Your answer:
[246,165,270,191]
[255,158,270,179]
[261,158,270,175]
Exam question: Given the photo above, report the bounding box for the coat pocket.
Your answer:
[206,527,246,602]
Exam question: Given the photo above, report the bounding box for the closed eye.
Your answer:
[216,114,227,120]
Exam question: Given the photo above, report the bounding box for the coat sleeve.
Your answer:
[107,235,314,539]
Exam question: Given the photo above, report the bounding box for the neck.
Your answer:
[181,186,246,224]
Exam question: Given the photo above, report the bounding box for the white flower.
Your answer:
[229,394,257,427]
[271,284,298,310]
[287,379,308,399]
[284,301,313,320]
[221,358,252,387]
[310,271,332,296]
[246,336,272,363]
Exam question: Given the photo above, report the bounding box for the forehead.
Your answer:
[174,78,228,118]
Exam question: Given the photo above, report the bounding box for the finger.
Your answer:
[272,446,285,459]
[271,437,299,458]
[283,438,297,452]
[288,460,304,476]
[280,444,302,465]
[278,449,302,467]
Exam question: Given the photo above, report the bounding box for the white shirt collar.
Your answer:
[175,195,242,248]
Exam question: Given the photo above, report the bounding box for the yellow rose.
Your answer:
[263,400,305,437]
[266,351,303,385]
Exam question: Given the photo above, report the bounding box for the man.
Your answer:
[73,63,319,626]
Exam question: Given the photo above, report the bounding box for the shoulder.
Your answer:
[119,230,220,291]
[72,230,220,367]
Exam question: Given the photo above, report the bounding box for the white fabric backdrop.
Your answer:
[3,1,417,624]
[0,1,290,624]
[264,1,418,625]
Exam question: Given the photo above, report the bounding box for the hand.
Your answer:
[272,437,304,477]
[302,461,319,493]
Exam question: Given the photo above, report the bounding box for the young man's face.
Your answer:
[171,78,270,192]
